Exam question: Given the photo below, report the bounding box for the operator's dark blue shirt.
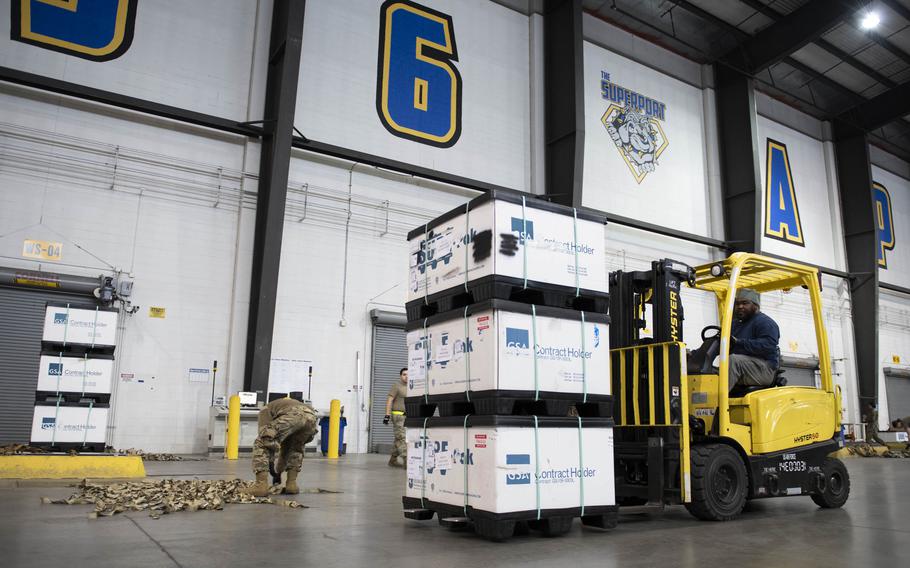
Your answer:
[731,311,780,369]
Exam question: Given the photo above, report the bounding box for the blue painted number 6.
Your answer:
[376,0,462,147]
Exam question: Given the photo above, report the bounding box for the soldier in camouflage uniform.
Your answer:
[383,367,408,467]
[248,397,318,497]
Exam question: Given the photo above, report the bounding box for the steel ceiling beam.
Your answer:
[838,80,910,131]
[544,0,585,208]
[243,0,306,400]
[721,0,857,73]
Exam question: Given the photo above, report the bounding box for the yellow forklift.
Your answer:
[609,253,849,520]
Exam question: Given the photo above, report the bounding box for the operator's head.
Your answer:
[893,419,906,429]
[399,367,408,383]
[734,288,760,321]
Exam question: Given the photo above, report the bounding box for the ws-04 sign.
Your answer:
[11,0,137,61]
[376,0,462,147]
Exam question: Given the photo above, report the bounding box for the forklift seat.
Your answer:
[729,369,788,398]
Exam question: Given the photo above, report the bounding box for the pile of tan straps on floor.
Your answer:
[845,443,910,458]
[43,478,307,519]
[0,443,194,461]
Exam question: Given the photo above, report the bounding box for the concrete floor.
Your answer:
[0,455,907,568]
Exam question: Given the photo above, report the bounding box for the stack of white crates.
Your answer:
[402,189,617,541]
[30,302,118,452]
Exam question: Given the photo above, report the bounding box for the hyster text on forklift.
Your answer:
[610,253,849,521]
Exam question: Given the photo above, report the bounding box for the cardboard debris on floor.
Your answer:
[0,444,49,456]
[42,479,307,519]
[111,448,201,461]
[845,443,910,458]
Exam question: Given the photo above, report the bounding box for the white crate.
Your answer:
[405,416,614,515]
[407,192,607,303]
[42,304,119,347]
[36,355,114,394]
[407,300,609,399]
[30,404,109,444]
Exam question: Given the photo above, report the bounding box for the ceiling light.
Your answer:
[860,12,880,30]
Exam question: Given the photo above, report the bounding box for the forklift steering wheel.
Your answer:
[701,325,721,341]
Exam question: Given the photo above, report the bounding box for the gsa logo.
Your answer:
[48,363,63,376]
[873,182,895,269]
[11,0,138,62]
[53,312,68,324]
[510,218,534,243]
[505,454,531,485]
[41,417,55,430]
[505,328,529,349]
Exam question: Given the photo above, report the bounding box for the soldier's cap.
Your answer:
[735,288,760,307]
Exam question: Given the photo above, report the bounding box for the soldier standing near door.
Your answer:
[383,367,408,467]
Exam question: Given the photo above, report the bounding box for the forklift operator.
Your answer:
[729,288,780,390]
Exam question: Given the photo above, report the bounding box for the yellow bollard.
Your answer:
[327,399,342,459]
[226,394,241,460]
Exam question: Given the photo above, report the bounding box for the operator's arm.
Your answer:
[383,394,394,424]
[736,316,780,359]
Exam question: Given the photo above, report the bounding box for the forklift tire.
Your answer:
[811,458,850,509]
[685,444,748,521]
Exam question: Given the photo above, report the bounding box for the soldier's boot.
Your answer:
[249,471,270,497]
[388,455,398,467]
[283,470,300,494]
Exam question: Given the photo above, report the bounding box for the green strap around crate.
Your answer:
[55,352,64,394]
[580,311,588,403]
[50,394,63,447]
[423,318,430,404]
[464,202,470,293]
[81,354,88,396]
[532,304,540,401]
[572,208,581,297]
[463,306,471,402]
[463,414,471,517]
[521,195,529,289]
[421,417,429,507]
[90,307,99,349]
[577,415,586,516]
[533,415,541,520]
[62,304,71,347]
[423,223,430,306]
[81,400,94,448]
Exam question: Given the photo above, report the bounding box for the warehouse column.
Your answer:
[244,0,306,399]
[832,122,879,411]
[713,65,762,253]
[543,0,584,208]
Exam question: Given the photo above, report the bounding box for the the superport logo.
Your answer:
[793,432,820,444]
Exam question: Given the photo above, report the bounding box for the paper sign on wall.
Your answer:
[268,357,313,395]
[149,307,166,318]
[188,368,211,383]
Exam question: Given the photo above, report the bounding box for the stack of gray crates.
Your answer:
[401,189,618,541]
[30,301,118,452]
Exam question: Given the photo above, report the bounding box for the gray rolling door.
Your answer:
[0,286,95,444]
[885,369,910,421]
[370,325,407,454]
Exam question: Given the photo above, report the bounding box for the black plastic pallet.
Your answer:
[406,392,613,419]
[28,442,108,453]
[35,391,112,404]
[402,496,618,541]
[407,274,609,321]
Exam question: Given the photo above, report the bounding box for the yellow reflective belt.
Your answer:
[391,410,405,415]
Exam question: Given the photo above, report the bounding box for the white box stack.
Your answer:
[406,189,608,321]
[402,192,615,540]
[405,300,611,407]
[31,301,119,452]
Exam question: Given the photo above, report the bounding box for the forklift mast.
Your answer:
[609,259,696,348]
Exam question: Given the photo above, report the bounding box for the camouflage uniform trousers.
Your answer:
[252,406,318,474]
[390,414,407,460]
